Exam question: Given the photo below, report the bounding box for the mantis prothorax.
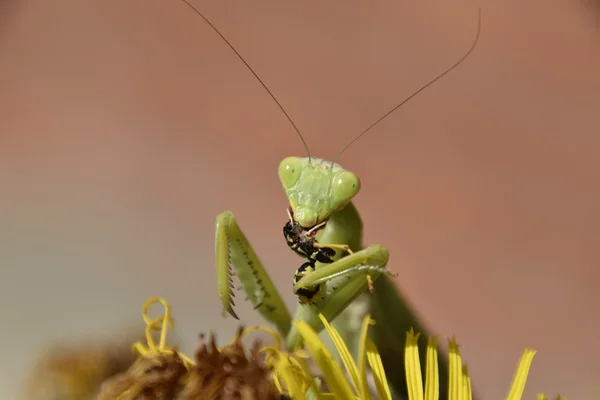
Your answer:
[181,1,482,352]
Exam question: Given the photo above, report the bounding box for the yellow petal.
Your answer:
[318,314,364,398]
[506,349,536,400]
[424,336,439,400]
[141,297,173,351]
[462,365,472,400]
[358,314,375,399]
[366,337,392,400]
[240,325,282,350]
[294,357,330,400]
[268,350,310,399]
[536,395,548,400]
[295,320,355,399]
[405,328,424,400]
[448,337,464,400]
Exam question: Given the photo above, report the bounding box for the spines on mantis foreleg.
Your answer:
[215,211,292,337]
[215,211,238,319]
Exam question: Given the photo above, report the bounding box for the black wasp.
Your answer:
[283,217,336,304]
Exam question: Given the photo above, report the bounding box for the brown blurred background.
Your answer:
[1,0,599,398]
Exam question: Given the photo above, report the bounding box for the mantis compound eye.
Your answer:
[331,171,361,208]
[278,157,303,189]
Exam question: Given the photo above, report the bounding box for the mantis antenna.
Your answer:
[180,0,312,162]
[332,8,483,164]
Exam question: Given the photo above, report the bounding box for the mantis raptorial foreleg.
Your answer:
[285,244,394,349]
[294,245,391,297]
[215,211,291,337]
[310,243,381,292]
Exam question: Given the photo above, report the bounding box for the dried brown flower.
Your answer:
[99,327,284,400]
[177,327,280,400]
[98,298,286,400]
[98,352,188,400]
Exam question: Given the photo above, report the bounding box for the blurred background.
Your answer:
[1,0,599,398]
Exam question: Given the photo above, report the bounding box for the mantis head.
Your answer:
[278,157,361,228]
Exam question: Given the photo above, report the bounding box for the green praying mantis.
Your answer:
[216,157,396,350]
[181,0,481,379]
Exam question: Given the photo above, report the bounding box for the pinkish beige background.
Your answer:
[1,0,599,398]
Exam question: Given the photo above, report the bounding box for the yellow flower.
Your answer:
[260,312,391,399]
[99,298,567,400]
[100,297,282,399]
[401,328,565,400]
[289,313,566,400]
[130,297,194,367]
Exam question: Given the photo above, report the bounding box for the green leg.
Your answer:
[286,244,393,350]
[215,211,292,337]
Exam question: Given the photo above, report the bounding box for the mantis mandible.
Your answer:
[182,2,481,352]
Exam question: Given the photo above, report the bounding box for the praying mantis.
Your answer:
[181,2,481,389]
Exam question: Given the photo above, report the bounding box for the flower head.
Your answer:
[98,297,284,400]
[98,298,566,400]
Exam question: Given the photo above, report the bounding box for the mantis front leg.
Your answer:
[215,211,292,337]
[286,244,395,350]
